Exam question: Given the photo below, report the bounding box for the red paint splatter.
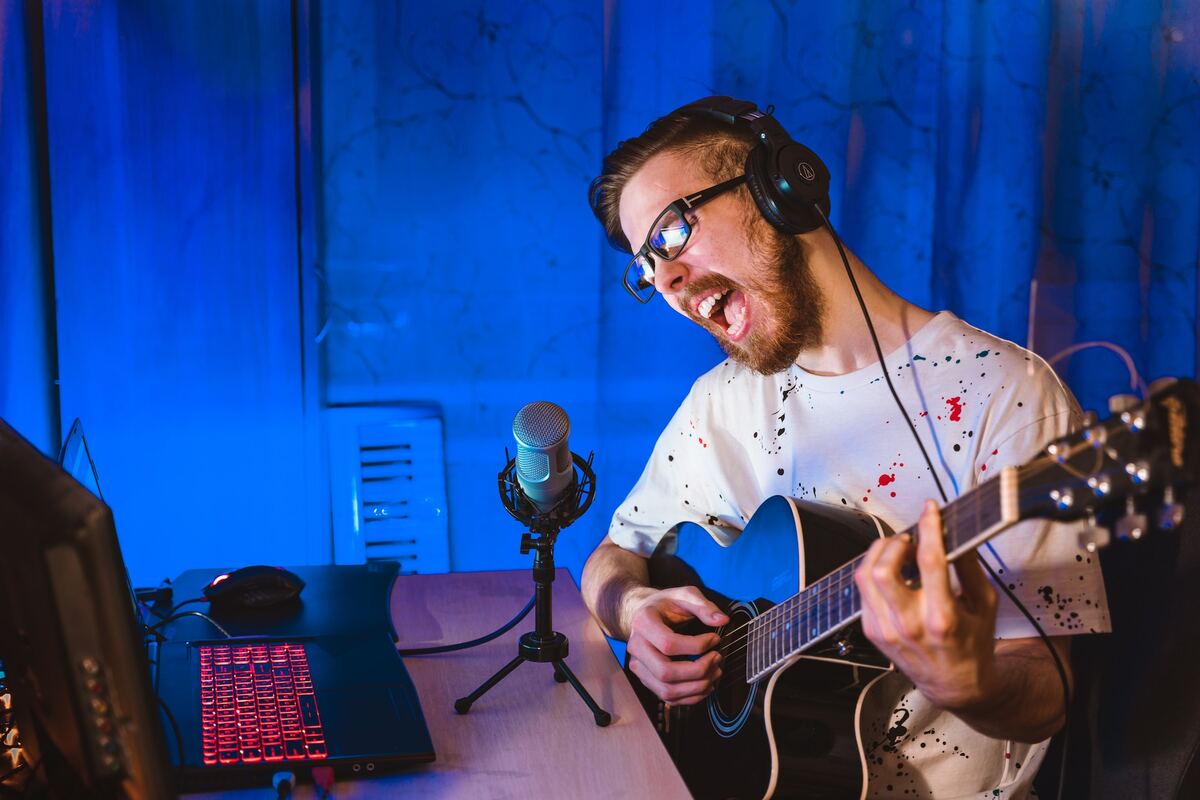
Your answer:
[919,411,929,418]
[862,496,869,502]
[878,474,895,486]
[890,491,896,497]
[946,396,963,422]
[698,437,708,449]
[980,464,987,471]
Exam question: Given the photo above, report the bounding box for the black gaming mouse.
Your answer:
[203,565,306,610]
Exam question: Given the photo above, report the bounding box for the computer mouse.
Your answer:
[203,565,306,610]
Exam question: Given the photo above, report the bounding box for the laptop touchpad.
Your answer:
[318,686,434,759]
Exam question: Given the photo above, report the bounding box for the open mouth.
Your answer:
[697,288,750,341]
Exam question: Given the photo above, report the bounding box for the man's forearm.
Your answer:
[580,539,656,640]
[952,637,1072,743]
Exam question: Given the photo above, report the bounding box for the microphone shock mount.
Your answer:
[453,451,610,726]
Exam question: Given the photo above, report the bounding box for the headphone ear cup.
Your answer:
[743,146,799,234]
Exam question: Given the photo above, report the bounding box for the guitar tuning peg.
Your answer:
[1149,376,1178,395]
[1108,394,1140,414]
[1114,497,1149,541]
[1158,486,1185,531]
[1077,514,1111,553]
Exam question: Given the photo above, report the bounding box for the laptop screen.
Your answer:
[0,417,175,796]
[58,418,103,500]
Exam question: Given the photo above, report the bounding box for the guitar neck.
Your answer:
[743,470,1017,683]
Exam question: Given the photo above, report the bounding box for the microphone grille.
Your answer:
[512,401,570,449]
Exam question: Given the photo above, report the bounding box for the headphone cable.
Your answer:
[813,203,1071,800]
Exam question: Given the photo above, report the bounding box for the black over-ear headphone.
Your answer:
[680,96,831,235]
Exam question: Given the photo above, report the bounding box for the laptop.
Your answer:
[4,418,435,795]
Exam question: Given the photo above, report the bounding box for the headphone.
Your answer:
[680,96,831,236]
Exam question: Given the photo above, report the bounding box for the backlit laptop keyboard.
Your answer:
[199,643,328,766]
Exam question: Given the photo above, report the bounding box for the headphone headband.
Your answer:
[677,96,831,235]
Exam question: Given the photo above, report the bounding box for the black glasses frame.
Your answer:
[622,173,748,303]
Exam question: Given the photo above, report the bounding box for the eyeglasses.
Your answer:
[622,174,747,303]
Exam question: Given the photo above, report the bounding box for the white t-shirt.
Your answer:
[609,311,1111,799]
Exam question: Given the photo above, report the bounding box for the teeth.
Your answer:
[726,298,747,338]
[698,290,726,319]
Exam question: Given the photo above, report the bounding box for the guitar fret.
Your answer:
[786,596,796,654]
[747,478,1009,681]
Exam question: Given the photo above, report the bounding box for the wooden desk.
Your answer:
[185,568,690,799]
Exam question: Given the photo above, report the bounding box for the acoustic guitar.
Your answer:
[627,380,1200,799]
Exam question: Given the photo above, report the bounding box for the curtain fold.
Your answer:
[601,0,1200,414]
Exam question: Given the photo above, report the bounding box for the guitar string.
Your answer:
[711,451,1103,674]
[713,494,1007,671]
[711,448,1084,661]
[704,468,1075,674]
[708,480,998,662]
[680,435,1123,684]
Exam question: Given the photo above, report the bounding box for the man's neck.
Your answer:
[793,242,936,377]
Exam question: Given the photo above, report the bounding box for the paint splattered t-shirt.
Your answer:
[608,311,1110,799]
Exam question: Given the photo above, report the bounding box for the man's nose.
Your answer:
[653,257,689,295]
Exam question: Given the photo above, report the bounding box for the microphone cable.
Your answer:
[813,203,1072,800]
[397,593,536,656]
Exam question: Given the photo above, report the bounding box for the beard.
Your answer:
[685,224,826,375]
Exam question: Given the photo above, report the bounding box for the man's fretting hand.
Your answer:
[854,500,1002,714]
[625,586,730,706]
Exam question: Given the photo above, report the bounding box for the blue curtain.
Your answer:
[601,0,1199,417]
[314,0,1200,575]
[6,1,1195,579]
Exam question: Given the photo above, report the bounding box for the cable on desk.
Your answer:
[312,765,335,799]
[397,593,536,656]
[146,611,231,639]
[273,771,295,799]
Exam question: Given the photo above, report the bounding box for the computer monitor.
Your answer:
[0,418,173,798]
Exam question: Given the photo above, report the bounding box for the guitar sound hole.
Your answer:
[709,601,758,735]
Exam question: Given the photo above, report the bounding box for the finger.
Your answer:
[656,650,722,685]
[627,632,720,684]
[952,550,996,612]
[629,657,720,704]
[869,534,916,607]
[666,586,730,627]
[915,500,952,602]
[855,539,902,647]
[640,620,722,658]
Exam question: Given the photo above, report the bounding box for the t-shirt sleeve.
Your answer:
[606,378,747,556]
[969,375,1112,640]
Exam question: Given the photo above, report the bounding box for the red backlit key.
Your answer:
[197,643,326,766]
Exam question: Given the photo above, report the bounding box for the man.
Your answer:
[580,98,1109,798]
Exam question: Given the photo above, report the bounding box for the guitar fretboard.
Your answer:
[744,476,1009,683]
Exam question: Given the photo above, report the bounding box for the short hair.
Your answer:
[588,106,757,253]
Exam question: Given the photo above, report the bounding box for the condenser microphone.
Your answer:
[512,401,576,512]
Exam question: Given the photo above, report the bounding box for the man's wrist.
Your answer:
[937,661,1005,721]
[618,585,657,639]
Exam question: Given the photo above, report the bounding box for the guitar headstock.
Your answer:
[1016,379,1200,550]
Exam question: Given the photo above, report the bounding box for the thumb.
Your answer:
[671,586,729,625]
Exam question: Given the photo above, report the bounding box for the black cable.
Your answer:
[155,695,185,768]
[146,611,231,639]
[815,203,1072,799]
[397,593,536,656]
[143,596,206,622]
[0,763,25,784]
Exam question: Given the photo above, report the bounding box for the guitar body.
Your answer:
[623,382,1200,799]
[628,497,893,800]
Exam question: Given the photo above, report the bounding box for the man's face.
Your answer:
[618,149,825,374]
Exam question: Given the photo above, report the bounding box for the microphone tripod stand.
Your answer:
[453,452,611,726]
